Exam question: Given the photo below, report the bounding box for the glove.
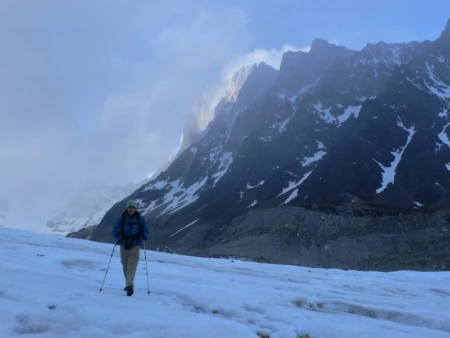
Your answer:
[138,233,148,241]
[133,233,142,240]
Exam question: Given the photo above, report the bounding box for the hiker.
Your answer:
[112,200,149,296]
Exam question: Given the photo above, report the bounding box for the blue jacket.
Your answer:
[112,211,149,248]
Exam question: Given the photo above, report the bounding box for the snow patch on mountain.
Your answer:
[276,83,316,104]
[438,123,450,148]
[302,151,326,167]
[374,119,416,194]
[406,61,450,103]
[259,136,272,142]
[143,179,169,192]
[271,101,296,133]
[405,61,450,153]
[271,84,316,133]
[275,113,294,133]
[247,180,265,189]
[424,62,450,99]
[209,146,222,163]
[358,95,377,102]
[313,102,334,123]
[138,146,234,218]
[151,177,208,217]
[170,218,199,238]
[337,105,362,124]
[138,199,157,215]
[313,102,362,125]
[212,152,233,186]
[247,200,258,208]
[317,140,326,149]
[432,54,446,63]
[239,181,265,202]
[278,170,313,204]
[438,106,448,118]
[275,92,297,103]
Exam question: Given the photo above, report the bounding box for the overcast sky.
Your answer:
[1,0,449,229]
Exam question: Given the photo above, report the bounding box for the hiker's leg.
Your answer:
[120,246,129,283]
[125,246,140,287]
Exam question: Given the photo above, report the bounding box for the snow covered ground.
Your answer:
[1,225,449,338]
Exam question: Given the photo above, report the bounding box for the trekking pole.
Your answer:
[142,239,151,295]
[100,241,118,292]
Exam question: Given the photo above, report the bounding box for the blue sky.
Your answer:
[0,0,448,228]
[231,0,450,50]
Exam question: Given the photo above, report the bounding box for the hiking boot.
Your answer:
[126,286,134,296]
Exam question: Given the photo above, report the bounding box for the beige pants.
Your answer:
[120,245,140,287]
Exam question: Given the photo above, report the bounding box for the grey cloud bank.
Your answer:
[0,1,298,230]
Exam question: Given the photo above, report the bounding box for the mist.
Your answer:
[0,1,303,230]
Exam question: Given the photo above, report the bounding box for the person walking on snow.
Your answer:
[112,200,149,296]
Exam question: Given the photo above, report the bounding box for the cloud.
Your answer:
[88,4,251,182]
[0,0,310,230]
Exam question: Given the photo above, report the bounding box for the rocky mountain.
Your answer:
[47,180,147,235]
[74,19,450,271]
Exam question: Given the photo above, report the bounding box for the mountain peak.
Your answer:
[232,62,278,109]
[230,64,255,87]
[223,64,256,103]
[310,38,333,53]
[439,18,450,40]
[276,38,355,94]
[309,38,355,57]
[433,18,450,55]
[219,62,276,108]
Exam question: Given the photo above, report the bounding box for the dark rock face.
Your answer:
[72,19,450,272]
[276,39,356,95]
[182,205,450,271]
[67,225,96,240]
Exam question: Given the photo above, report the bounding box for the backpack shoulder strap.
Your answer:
[121,210,127,234]
[135,211,142,233]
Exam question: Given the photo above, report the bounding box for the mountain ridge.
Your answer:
[71,19,450,271]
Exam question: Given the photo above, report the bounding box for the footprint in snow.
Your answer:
[14,313,51,335]
[60,259,97,270]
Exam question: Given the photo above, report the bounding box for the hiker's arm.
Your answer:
[112,216,121,240]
